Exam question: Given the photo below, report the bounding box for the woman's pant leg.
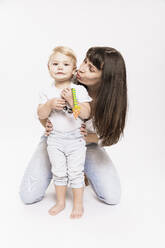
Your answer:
[84,143,121,205]
[19,135,52,204]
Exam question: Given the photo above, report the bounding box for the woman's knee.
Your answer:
[19,135,52,205]
[19,189,44,205]
[19,174,52,205]
[85,145,122,205]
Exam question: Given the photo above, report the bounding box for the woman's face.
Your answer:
[77,58,102,86]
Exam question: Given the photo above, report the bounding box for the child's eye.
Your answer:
[53,63,58,65]
[64,64,69,66]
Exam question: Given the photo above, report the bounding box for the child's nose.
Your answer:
[57,64,63,69]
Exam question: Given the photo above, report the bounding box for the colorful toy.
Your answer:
[72,88,81,119]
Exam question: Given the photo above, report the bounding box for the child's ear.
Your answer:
[72,67,77,75]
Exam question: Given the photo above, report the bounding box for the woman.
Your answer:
[19,46,127,205]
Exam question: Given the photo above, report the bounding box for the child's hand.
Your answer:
[61,88,74,108]
[49,97,66,110]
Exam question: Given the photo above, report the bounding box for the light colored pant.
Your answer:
[19,135,121,205]
[47,129,86,188]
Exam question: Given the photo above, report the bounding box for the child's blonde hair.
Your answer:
[48,46,77,67]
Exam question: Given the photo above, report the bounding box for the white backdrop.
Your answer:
[0,0,164,248]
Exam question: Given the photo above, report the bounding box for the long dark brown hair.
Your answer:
[85,47,127,146]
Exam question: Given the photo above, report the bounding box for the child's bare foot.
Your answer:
[70,203,84,219]
[48,203,65,216]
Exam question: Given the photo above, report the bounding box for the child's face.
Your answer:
[48,52,76,82]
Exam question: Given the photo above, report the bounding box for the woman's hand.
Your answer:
[80,123,88,141]
[45,119,53,136]
[80,124,99,144]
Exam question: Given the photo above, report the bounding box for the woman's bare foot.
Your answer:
[48,203,65,216]
[70,203,84,219]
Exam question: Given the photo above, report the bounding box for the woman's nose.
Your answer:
[79,64,85,73]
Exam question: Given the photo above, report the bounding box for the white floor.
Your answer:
[0,130,163,248]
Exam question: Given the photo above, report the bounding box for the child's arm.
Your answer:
[72,101,91,120]
[61,88,91,119]
[39,118,47,127]
[37,100,52,120]
[37,98,66,119]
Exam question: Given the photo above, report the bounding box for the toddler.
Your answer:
[37,46,92,218]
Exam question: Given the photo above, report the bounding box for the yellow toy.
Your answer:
[72,88,81,119]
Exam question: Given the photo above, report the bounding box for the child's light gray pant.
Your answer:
[19,135,121,205]
[47,128,86,188]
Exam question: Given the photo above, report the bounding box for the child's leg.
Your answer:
[70,187,84,219]
[48,185,67,216]
[66,136,86,218]
[47,134,68,216]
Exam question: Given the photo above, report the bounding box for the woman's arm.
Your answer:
[80,124,99,144]
[86,133,99,144]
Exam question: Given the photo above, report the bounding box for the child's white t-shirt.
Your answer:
[38,82,92,132]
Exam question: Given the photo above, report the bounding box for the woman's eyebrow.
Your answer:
[86,59,96,70]
[89,63,96,70]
